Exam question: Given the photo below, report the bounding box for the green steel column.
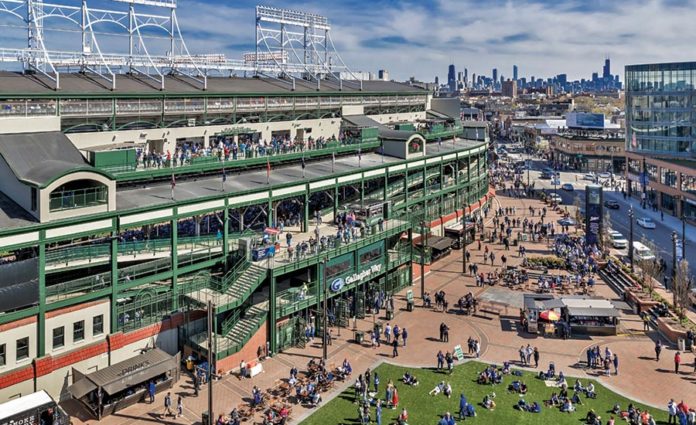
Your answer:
[110,220,119,334]
[37,231,46,357]
[171,213,179,310]
[303,193,310,233]
[333,186,339,221]
[269,271,277,355]
[383,174,388,206]
[268,199,274,227]
[222,206,230,268]
[404,173,408,207]
[360,179,365,206]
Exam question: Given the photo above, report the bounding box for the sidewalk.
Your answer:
[604,189,694,244]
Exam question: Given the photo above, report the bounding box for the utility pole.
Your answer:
[206,300,214,425]
[628,207,635,272]
[672,231,678,288]
[420,221,426,299]
[462,206,467,275]
[321,258,328,361]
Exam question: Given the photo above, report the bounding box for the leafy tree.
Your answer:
[638,236,662,296]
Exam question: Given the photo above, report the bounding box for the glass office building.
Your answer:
[625,62,696,219]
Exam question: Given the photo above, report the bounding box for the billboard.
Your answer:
[585,185,604,247]
[566,112,605,129]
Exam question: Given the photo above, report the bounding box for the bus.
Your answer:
[0,390,69,425]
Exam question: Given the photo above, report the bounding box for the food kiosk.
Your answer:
[0,390,69,425]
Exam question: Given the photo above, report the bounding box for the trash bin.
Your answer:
[201,411,210,425]
[678,338,686,352]
[386,310,394,320]
[407,300,414,312]
[354,331,364,344]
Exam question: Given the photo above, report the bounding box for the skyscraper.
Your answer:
[464,68,468,83]
[492,68,498,85]
[448,64,456,93]
[603,58,611,79]
[513,65,518,81]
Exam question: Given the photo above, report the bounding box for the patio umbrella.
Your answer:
[539,310,560,321]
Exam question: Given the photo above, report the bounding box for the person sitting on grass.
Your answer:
[482,393,496,410]
[509,380,528,394]
[402,371,418,386]
[561,399,575,413]
[444,382,453,399]
[429,381,445,396]
[397,407,409,425]
[586,409,601,425]
[571,392,583,405]
[545,392,561,407]
[585,382,596,399]
[612,403,621,415]
[516,399,529,411]
[559,387,569,401]
[502,361,511,375]
[557,371,566,386]
[530,401,542,413]
[437,412,456,425]
[574,379,585,393]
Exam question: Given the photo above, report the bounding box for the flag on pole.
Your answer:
[170,174,176,200]
[332,152,336,173]
[266,157,271,184]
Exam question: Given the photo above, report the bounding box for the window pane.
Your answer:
[73,320,85,342]
[0,344,5,366]
[16,337,29,361]
[93,315,104,336]
[53,327,64,349]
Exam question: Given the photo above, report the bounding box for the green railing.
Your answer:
[217,313,267,360]
[49,186,108,212]
[116,290,174,333]
[420,124,464,141]
[276,281,319,318]
[108,139,380,181]
[387,248,412,269]
[220,308,242,337]
[46,273,112,302]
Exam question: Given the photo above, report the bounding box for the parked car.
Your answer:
[604,200,620,209]
[598,172,612,179]
[637,217,657,229]
[557,217,576,226]
[609,231,628,249]
[561,183,574,191]
[548,193,563,204]
[583,173,596,181]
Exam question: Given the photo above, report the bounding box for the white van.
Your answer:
[632,241,656,261]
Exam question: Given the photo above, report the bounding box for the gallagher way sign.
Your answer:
[330,263,383,292]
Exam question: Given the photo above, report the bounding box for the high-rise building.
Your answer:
[435,76,439,85]
[625,61,696,219]
[378,69,390,81]
[447,64,457,92]
[502,79,517,98]
[603,58,611,79]
[492,68,498,85]
[513,65,518,81]
[457,71,463,82]
[464,68,468,84]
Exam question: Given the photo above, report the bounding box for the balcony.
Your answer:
[49,186,108,212]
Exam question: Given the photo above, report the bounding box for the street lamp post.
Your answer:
[420,221,425,299]
[462,206,467,275]
[682,197,687,260]
[321,258,328,361]
[671,231,678,288]
[628,207,635,272]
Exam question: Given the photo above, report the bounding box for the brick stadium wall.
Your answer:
[216,322,268,375]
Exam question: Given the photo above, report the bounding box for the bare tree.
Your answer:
[673,260,691,319]
[638,236,662,296]
[601,209,613,254]
[573,196,583,234]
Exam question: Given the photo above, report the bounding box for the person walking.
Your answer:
[392,339,399,358]
[375,400,382,425]
[474,340,481,358]
[668,399,678,425]
[675,352,681,374]
[374,373,380,393]
[613,353,619,375]
[437,350,445,370]
[655,341,662,361]
[177,396,183,418]
[402,328,408,346]
[384,323,391,343]
[519,346,527,366]
[163,392,173,418]
[533,347,540,368]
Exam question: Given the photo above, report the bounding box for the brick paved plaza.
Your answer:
[62,193,696,425]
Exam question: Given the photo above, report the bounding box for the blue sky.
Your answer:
[1,0,694,82]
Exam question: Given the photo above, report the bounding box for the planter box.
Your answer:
[624,289,660,314]
[657,316,688,345]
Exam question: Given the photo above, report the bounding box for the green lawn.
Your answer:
[300,361,667,424]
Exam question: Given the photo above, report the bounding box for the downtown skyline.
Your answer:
[0,0,695,81]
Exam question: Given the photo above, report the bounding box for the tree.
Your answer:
[573,196,583,234]
[601,209,613,254]
[673,260,691,320]
[638,236,662,296]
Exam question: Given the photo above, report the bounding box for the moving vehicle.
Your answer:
[548,193,563,204]
[637,217,657,229]
[551,177,561,186]
[557,217,576,226]
[609,231,628,249]
[583,173,596,181]
[604,200,620,209]
[540,171,553,180]
[561,183,574,191]
[598,172,612,179]
[632,241,656,261]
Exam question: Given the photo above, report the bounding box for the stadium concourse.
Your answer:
[61,192,695,425]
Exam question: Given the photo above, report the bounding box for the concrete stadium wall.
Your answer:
[0,117,61,134]
[0,156,35,220]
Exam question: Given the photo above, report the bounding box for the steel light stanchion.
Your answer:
[628,207,635,272]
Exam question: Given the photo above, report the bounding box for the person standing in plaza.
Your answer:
[392,338,399,357]
[437,350,445,370]
[675,351,681,374]
[148,380,156,403]
[668,399,677,425]
[533,347,540,368]
[655,341,662,361]
[402,328,408,346]
[163,392,173,418]
[613,353,619,375]
[384,323,391,343]
[177,396,183,418]
[519,346,527,366]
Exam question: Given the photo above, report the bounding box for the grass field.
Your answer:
[300,361,667,424]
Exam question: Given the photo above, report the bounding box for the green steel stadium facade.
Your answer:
[0,72,491,402]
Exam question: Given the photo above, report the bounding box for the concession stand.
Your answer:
[416,236,454,262]
[68,348,180,419]
[0,390,69,425]
[522,295,620,337]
